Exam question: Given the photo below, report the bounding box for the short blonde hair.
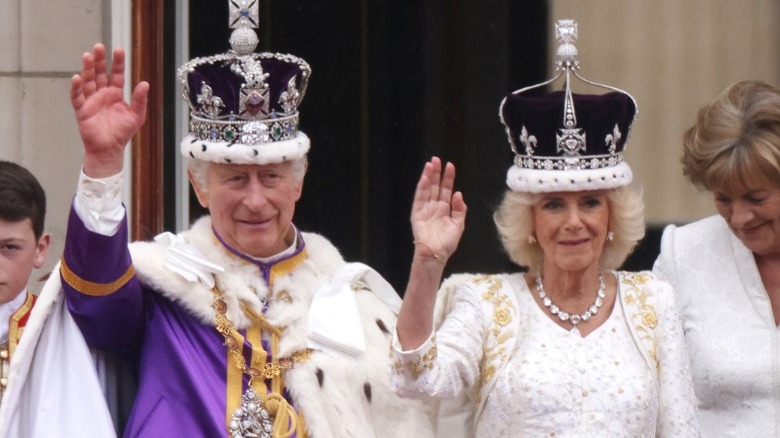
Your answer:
[493,186,645,273]
[682,80,780,192]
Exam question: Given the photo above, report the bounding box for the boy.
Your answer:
[0,160,49,399]
[0,160,114,436]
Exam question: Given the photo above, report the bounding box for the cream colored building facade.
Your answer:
[0,0,172,291]
[553,0,780,223]
[2,0,779,289]
[1,0,129,289]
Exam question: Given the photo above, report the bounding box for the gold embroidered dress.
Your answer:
[391,271,698,437]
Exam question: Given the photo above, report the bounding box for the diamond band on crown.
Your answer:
[189,112,299,145]
[514,149,624,172]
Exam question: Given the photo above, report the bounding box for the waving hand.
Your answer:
[410,157,467,264]
[70,43,149,178]
[397,157,467,349]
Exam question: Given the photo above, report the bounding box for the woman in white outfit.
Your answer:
[654,80,780,437]
[391,20,699,438]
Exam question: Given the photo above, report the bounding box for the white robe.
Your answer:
[392,271,699,437]
[0,263,116,437]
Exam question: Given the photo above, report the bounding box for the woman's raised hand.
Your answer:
[410,157,467,264]
[70,43,149,178]
[398,157,467,348]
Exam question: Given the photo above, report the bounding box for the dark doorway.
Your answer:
[184,1,551,291]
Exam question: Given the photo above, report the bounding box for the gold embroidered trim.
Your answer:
[406,344,437,379]
[8,292,35,356]
[269,248,308,286]
[621,272,658,364]
[390,336,438,380]
[60,258,135,296]
[477,275,512,387]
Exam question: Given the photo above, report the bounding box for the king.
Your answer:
[58,1,433,436]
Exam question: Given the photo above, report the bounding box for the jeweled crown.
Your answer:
[499,19,638,192]
[178,0,312,165]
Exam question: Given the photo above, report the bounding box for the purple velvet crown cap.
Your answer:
[184,57,306,119]
[178,48,312,165]
[503,90,636,158]
[502,90,637,193]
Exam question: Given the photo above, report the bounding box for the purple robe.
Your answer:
[61,208,303,437]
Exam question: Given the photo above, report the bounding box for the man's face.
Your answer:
[0,218,49,303]
[191,161,304,258]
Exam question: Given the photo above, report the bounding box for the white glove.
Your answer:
[155,232,224,288]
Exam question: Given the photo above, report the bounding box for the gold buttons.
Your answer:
[275,290,292,303]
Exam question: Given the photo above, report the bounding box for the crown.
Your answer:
[178,0,312,165]
[499,19,638,193]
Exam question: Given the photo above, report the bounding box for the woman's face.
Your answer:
[532,191,610,273]
[713,181,780,257]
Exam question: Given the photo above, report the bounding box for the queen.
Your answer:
[390,20,699,437]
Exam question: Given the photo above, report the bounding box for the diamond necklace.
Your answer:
[535,273,606,325]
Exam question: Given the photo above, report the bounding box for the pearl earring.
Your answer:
[607,231,614,241]
[528,234,537,244]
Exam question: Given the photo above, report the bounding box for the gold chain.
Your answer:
[211,285,311,386]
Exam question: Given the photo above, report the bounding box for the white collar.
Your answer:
[253,226,299,263]
[0,290,28,344]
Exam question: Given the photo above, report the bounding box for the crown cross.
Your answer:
[196,84,225,118]
[229,0,259,29]
[554,19,580,70]
[557,128,586,157]
[556,19,577,44]
[236,57,271,119]
[241,86,270,119]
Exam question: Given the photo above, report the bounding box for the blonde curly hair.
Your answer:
[493,186,645,273]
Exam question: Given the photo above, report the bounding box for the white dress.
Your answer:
[391,271,698,437]
[654,215,780,437]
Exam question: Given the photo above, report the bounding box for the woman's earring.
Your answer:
[607,231,614,241]
[528,234,537,244]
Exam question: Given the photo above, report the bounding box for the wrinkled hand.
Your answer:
[411,157,467,263]
[70,43,149,177]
